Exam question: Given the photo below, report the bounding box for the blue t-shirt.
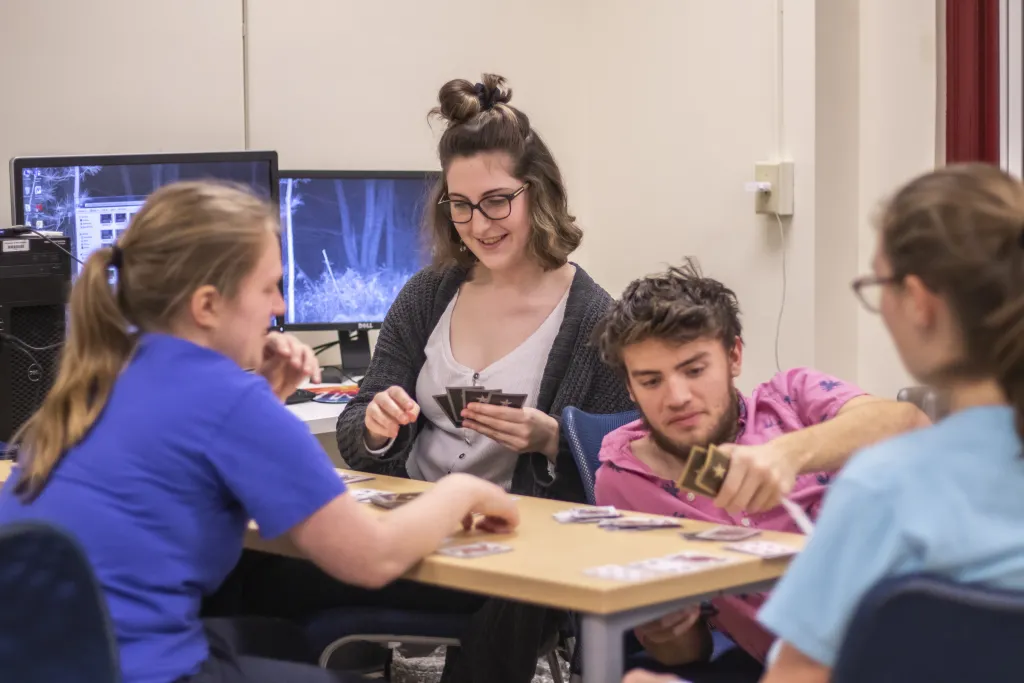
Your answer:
[758,405,1024,667]
[0,333,346,683]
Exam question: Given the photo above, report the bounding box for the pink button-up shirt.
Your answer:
[594,368,866,663]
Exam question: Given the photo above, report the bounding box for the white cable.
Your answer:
[773,212,786,373]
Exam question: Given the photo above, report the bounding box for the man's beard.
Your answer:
[639,391,740,461]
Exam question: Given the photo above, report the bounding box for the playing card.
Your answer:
[629,551,728,575]
[677,446,716,496]
[462,388,494,408]
[583,564,658,582]
[339,472,375,484]
[553,506,621,523]
[696,444,731,496]
[433,393,460,427]
[683,525,761,542]
[725,540,799,560]
[350,488,388,503]
[488,392,528,409]
[437,542,513,559]
[369,492,422,510]
[446,385,478,422]
[597,516,682,531]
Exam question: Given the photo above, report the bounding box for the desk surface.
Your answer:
[246,470,804,616]
[0,461,802,616]
[286,383,349,434]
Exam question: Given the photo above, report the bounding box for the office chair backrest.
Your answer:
[833,573,1024,683]
[561,406,640,504]
[0,520,120,683]
[896,385,949,422]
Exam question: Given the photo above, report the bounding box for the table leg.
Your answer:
[578,580,778,682]
[581,613,622,683]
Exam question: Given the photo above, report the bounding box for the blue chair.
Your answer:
[833,573,1024,683]
[561,406,640,505]
[0,520,120,682]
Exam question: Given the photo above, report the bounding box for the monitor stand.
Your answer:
[336,330,371,379]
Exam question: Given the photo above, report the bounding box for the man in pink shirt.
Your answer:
[592,259,929,681]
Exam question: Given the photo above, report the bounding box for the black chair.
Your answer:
[833,573,1024,683]
[0,520,120,682]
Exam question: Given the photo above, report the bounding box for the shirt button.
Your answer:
[686,493,696,502]
[741,518,751,527]
[458,453,466,459]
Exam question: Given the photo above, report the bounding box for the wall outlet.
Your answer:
[754,161,794,216]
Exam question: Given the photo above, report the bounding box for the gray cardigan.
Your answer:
[335,263,633,503]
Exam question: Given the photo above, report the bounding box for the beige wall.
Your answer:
[0,0,941,398]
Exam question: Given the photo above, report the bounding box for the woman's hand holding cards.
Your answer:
[364,386,421,450]
[260,332,322,401]
[460,403,560,460]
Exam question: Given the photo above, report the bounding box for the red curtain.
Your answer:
[945,0,1000,163]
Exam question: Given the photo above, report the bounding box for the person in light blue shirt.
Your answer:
[0,181,518,683]
[623,163,1024,683]
[755,164,1024,682]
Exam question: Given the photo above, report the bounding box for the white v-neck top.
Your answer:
[406,286,570,488]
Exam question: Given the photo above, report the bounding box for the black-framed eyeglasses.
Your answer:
[438,182,530,224]
[851,274,901,313]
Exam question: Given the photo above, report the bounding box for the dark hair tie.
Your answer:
[473,82,494,111]
[109,245,124,270]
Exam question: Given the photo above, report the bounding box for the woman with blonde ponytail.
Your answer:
[620,164,1024,683]
[0,181,518,683]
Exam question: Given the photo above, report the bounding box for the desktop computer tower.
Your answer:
[0,233,71,443]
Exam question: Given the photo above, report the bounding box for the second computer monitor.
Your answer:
[278,170,435,330]
[11,151,279,277]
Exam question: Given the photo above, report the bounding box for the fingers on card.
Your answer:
[488,392,527,408]
[683,525,761,542]
[553,506,621,523]
[677,444,731,497]
[351,488,388,503]
[369,492,422,510]
[437,542,513,559]
[725,540,799,560]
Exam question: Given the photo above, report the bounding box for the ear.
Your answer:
[900,275,940,330]
[188,285,223,331]
[728,337,744,378]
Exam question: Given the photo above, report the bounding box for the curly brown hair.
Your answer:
[423,73,582,271]
[595,257,743,378]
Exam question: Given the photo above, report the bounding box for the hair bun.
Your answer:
[434,74,513,126]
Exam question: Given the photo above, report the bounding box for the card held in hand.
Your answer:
[677,446,715,496]
[446,385,478,424]
[695,444,732,496]
[462,388,493,408]
[488,392,527,409]
[433,393,459,427]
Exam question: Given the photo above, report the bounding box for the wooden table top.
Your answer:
[0,460,803,615]
[246,469,804,615]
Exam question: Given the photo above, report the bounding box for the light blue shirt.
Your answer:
[758,405,1024,667]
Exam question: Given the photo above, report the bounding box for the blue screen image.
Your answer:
[279,175,433,327]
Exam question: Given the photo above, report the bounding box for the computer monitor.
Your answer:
[277,170,436,377]
[10,151,279,277]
